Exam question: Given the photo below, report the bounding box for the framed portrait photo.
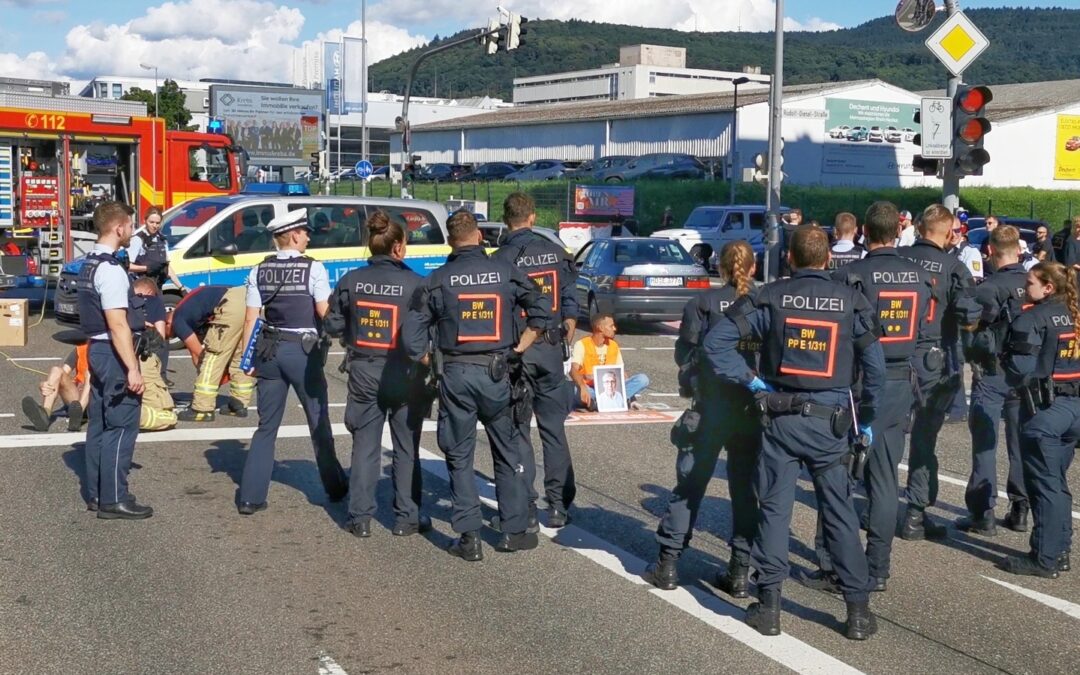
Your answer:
[593,365,628,413]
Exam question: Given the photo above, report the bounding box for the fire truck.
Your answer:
[0,91,243,277]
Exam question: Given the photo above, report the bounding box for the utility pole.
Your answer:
[762,0,784,282]
[361,0,369,197]
[941,0,961,213]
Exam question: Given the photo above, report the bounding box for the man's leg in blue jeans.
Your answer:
[626,373,651,400]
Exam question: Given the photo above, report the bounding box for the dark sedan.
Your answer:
[574,237,708,322]
[412,163,470,183]
[460,162,519,182]
[594,153,707,183]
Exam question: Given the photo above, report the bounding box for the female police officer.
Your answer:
[236,209,348,515]
[325,211,429,538]
[646,240,761,598]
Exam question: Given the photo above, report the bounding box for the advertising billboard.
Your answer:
[1054,114,1080,181]
[822,98,920,176]
[323,41,342,116]
[342,36,367,114]
[573,185,635,217]
[211,85,325,166]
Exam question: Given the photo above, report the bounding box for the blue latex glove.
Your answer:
[748,376,773,393]
[858,424,873,445]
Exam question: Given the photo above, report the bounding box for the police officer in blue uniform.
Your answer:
[78,201,152,519]
[1002,261,1077,578]
[706,226,885,640]
[236,209,348,515]
[491,193,578,529]
[325,210,429,538]
[960,225,1031,536]
[646,240,761,597]
[900,204,981,539]
[803,201,934,593]
[402,210,551,561]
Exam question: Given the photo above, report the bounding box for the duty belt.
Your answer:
[886,361,912,380]
[444,352,499,366]
[798,401,838,420]
[1054,381,1080,397]
[270,330,313,344]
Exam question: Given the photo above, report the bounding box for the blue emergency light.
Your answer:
[241,182,310,196]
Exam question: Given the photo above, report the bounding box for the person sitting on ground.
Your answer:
[570,312,650,410]
[21,342,91,432]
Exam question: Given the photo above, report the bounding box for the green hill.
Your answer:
[369,8,1080,100]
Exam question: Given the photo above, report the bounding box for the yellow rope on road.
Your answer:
[0,349,49,376]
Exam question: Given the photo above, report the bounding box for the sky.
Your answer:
[0,0,1075,87]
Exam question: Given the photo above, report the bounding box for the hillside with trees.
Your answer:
[369,8,1080,100]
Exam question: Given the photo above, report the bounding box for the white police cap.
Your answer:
[266,208,310,235]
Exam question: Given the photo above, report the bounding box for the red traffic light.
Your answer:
[958,117,991,144]
[957,85,992,113]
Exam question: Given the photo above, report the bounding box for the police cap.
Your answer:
[266,208,312,235]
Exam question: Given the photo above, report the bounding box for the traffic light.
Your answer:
[507,13,528,50]
[953,85,992,177]
[752,153,768,184]
[479,19,500,55]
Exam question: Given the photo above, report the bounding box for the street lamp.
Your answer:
[140,62,159,208]
[729,76,750,205]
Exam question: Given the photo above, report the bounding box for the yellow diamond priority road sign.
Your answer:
[926,11,990,77]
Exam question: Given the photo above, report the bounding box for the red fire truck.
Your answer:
[0,92,243,276]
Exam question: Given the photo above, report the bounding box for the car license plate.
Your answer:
[57,302,75,314]
[647,277,682,287]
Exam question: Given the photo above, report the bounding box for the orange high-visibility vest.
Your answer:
[581,338,620,386]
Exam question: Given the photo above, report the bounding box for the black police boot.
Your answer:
[1058,551,1071,573]
[21,396,51,432]
[448,531,483,562]
[644,556,679,591]
[871,577,888,593]
[957,510,998,537]
[491,503,540,534]
[495,531,539,552]
[346,517,372,538]
[1002,554,1059,579]
[844,600,878,640]
[716,562,751,599]
[237,501,267,516]
[900,507,948,541]
[1002,503,1029,533]
[796,568,842,594]
[217,397,249,418]
[66,401,84,432]
[177,408,215,422]
[745,588,782,636]
[86,498,99,512]
[392,515,433,536]
[97,500,153,520]
[547,507,570,529]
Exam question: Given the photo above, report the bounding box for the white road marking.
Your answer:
[644,392,682,397]
[897,462,1080,521]
[981,576,1080,620]
[0,413,14,418]
[411,442,863,675]
[317,651,350,675]
[7,356,61,362]
[643,346,675,351]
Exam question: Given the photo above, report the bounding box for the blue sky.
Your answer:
[0,0,1075,83]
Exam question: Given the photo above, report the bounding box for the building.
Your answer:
[513,44,769,105]
[79,75,213,129]
[0,77,69,97]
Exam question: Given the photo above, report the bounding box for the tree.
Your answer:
[121,78,193,130]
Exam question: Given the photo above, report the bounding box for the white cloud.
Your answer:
[302,20,428,67]
[370,0,840,33]
[0,50,58,81]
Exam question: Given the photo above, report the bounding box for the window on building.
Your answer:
[112,83,123,98]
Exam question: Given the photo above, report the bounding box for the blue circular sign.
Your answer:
[354,160,374,178]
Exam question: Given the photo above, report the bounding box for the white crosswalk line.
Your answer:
[317,651,350,675]
[981,576,1080,620]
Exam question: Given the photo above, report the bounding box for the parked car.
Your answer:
[564,155,634,180]
[413,163,470,182]
[846,126,869,142]
[573,237,708,322]
[505,160,569,182]
[369,165,401,182]
[902,127,917,142]
[478,223,566,249]
[593,153,707,182]
[460,162,519,182]
[829,124,851,139]
[885,126,902,143]
[868,126,884,142]
[965,217,1042,253]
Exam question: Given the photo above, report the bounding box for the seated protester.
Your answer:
[570,312,650,410]
[21,342,91,432]
[132,277,177,431]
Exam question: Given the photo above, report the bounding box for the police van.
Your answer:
[54,194,449,324]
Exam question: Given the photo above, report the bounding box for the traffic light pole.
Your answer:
[942,0,961,213]
[763,0,784,282]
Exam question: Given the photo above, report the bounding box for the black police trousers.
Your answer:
[85,340,142,506]
[517,343,576,512]
[966,371,1027,516]
[656,381,760,564]
[240,341,347,505]
[343,358,425,525]
[438,361,529,535]
[1019,396,1077,570]
[907,346,956,510]
[754,391,870,603]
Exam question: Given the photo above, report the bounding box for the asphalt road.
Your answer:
[0,315,1077,674]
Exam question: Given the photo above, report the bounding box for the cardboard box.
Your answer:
[0,298,28,347]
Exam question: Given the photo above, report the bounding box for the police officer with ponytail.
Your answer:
[1001,261,1078,578]
[236,209,348,515]
[705,226,885,640]
[325,211,429,538]
[645,240,761,599]
[402,210,551,561]
[492,192,578,530]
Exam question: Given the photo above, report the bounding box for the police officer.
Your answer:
[900,204,981,540]
[802,201,933,593]
[402,210,551,561]
[172,285,255,421]
[828,212,865,271]
[78,201,152,519]
[236,209,348,515]
[645,240,761,598]
[1002,261,1077,578]
[128,206,187,292]
[959,225,1031,535]
[325,210,429,538]
[705,225,885,640]
[491,192,578,529]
